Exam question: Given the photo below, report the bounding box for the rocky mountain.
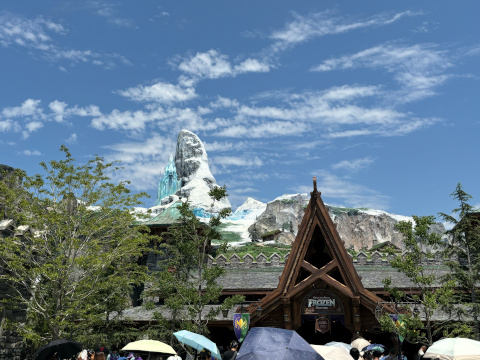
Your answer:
[232,197,266,219]
[247,193,447,250]
[174,129,231,212]
[151,130,447,250]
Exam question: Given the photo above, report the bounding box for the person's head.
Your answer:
[95,352,106,360]
[363,351,372,360]
[372,350,383,359]
[229,340,239,350]
[421,345,427,351]
[350,347,360,360]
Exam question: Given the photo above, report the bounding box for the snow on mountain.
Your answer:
[174,129,231,212]
[231,197,267,220]
[219,197,267,245]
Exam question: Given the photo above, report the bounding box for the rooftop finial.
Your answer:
[311,176,320,197]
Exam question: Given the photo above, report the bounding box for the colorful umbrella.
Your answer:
[423,337,480,360]
[173,330,221,360]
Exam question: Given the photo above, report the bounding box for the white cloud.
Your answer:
[209,96,240,109]
[269,10,417,53]
[22,149,42,156]
[332,157,374,172]
[219,87,438,139]
[0,12,130,68]
[234,58,270,74]
[213,156,263,167]
[296,170,390,209]
[215,120,308,138]
[66,133,78,144]
[2,99,44,119]
[204,140,251,153]
[312,43,452,103]
[177,50,271,83]
[90,1,136,28]
[22,121,44,139]
[118,82,197,103]
[103,133,177,192]
[49,100,67,122]
[178,50,232,79]
[0,13,64,49]
[0,119,20,132]
[232,187,259,194]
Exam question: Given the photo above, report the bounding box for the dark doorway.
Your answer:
[297,315,352,345]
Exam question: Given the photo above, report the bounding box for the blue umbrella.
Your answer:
[237,327,324,360]
[173,330,221,360]
[362,344,385,353]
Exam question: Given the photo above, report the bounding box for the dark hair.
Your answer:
[372,350,383,358]
[230,340,239,349]
[350,348,360,360]
[94,352,106,360]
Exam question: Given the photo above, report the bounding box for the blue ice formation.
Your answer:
[155,154,182,206]
[227,209,252,221]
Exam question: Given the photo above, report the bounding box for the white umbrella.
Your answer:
[424,337,480,360]
[311,344,354,360]
[351,338,370,351]
[325,341,352,350]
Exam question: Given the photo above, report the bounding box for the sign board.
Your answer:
[301,289,344,315]
[315,315,331,333]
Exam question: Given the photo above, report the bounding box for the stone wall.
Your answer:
[205,251,448,269]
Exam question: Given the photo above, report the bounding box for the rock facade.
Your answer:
[249,194,447,250]
[174,130,231,212]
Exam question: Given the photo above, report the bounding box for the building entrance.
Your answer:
[297,314,353,345]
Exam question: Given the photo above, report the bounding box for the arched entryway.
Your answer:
[295,289,353,344]
[297,314,353,344]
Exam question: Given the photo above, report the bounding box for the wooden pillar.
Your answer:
[352,296,361,334]
[282,297,292,330]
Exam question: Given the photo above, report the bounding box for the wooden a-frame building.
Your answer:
[241,177,391,343]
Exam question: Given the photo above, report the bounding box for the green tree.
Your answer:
[0,146,152,348]
[152,185,244,337]
[439,183,480,340]
[249,217,260,242]
[381,215,453,346]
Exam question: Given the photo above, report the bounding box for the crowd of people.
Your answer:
[75,348,140,360]
[68,341,428,360]
[347,344,428,360]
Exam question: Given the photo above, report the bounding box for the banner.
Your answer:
[234,313,250,343]
[389,314,405,343]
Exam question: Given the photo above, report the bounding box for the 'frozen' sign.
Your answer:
[302,289,344,315]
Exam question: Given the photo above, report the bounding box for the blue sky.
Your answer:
[1,1,479,217]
